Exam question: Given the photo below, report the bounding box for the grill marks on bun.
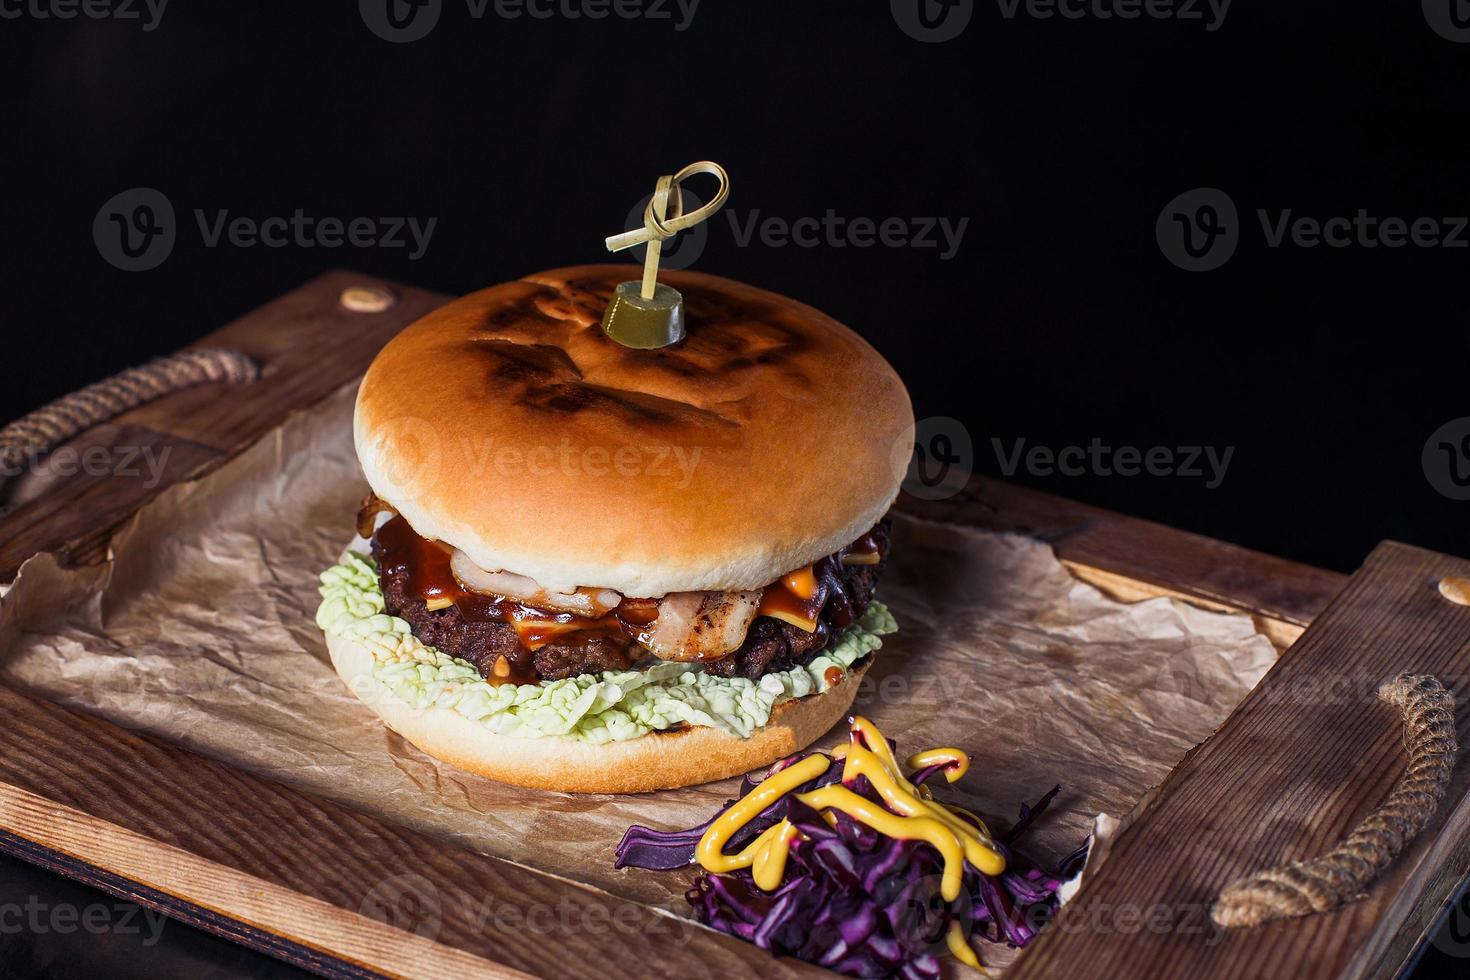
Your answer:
[334,264,912,791]
[353,265,912,599]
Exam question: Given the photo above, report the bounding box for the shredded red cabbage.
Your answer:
[615,745,1085,977]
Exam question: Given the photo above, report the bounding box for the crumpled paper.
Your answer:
[0,380,1277,964]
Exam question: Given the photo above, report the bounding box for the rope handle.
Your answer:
[0,348,259,487]
[1212,673,1458,928]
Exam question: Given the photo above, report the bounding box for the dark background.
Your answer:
[3,0,1469,976]
[4,1,1468,573]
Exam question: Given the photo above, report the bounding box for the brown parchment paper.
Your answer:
[0,380,1277,956]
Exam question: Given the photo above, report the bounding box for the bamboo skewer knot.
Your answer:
[605,161,729,300]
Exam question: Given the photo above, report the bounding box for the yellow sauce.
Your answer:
[696,754,831,877]
[906,747,970,782]
[946,920,982,970]
[694,716,1006,903]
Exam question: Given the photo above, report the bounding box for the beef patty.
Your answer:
[375,521,889,684]
[375,546,636,682]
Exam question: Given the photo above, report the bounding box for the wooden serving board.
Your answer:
[0,271,1463,979]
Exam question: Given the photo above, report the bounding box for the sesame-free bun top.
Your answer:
[354,265,914,597]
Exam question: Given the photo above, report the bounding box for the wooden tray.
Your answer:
[0,272,1464,979]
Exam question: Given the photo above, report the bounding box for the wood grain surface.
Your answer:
[1007,541,1470,980]
[1,269,1456,979]
[0,683,827,979]
[0,271,450,582]
[900,479,1346,631]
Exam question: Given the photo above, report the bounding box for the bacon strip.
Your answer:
[356,493,398,539]
[637,590,762,662]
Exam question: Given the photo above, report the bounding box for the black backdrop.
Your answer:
[3,3,1470,975]
[6,2,1469,572]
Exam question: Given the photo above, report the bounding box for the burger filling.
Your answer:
[361,496,890,687]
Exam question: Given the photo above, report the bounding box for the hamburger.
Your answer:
[316,264,914,793]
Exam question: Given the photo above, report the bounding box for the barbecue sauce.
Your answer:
[373,514,881,681]
[374,516,633,681]
[375,515,471,610]
[758,571,828,631]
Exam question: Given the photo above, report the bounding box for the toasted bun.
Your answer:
[327,628,870,794]
[354,264,913,596]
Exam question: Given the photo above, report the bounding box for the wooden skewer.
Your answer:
[606,161,730,298]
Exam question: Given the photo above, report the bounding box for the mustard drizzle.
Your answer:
[693,716,1007,901]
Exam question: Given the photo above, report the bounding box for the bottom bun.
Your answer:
[326,629,871,794]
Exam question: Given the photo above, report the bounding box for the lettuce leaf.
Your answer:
[316,552,896,743]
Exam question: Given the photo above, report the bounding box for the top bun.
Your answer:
[354,265,913,597]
